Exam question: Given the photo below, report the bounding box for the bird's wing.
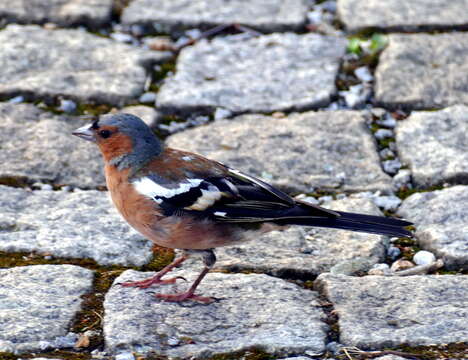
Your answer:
[131,149,338,222]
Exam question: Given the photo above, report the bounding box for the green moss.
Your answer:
[208,348,274,360]
[0,352,18,360]
[0,176,31,188]
[396,185,445,200]
[150,61,177,92]
[393,343,468,359]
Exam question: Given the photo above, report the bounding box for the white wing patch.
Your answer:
[186,185,223,211]
[133,177,203,200]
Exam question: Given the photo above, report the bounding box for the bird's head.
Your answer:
[72,113,163,170]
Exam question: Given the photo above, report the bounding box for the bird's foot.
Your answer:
[119,275,186,289]
[154,291,215,304]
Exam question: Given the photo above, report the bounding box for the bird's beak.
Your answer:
[72,124,96,142]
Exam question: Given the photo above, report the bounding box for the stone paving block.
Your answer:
[375,33,468,110]
[0,185,153,266]
[167,111,392,193]
[338,0,468,32]
[397,186,468,271]
[395,105,468,187]
[121,0,308,34]
[0,0,113,28]
[0,25,171,106]
[0,265,94,353]
[0,103,105,188]
[157,33,347,114]
[315,274,468,348]
[104,270,327,357]
[213,195,387,277]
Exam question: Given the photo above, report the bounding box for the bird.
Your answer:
[72,113,412,303]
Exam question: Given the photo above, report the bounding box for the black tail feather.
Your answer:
[279,210,413,238]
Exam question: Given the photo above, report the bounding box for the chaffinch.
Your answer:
[73,113,412,303]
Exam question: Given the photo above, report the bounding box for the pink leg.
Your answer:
[154,249,216,303]
[119,255,188,289]
[155,266,214,303]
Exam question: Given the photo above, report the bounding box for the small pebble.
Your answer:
[382,159,402,175]
[326,341,343,354]
[138,92,156,103]
[354,66,373,82]
[110,32,134,43]
[387,246,401,260]
[392,169,412,190]
[40,184,53,191]
[59,99,76,113]
[379,148,395,159]
[318,195,333,204]
[271,111,286,118]
[371,107,386,118]
[115,352,135,360]
[372,195,401,212]
[391,259,415,272]
[376,114,397,128]
[374,128,393,139]
[413,250,436,266]
[167,337,180,346]
[369,263,391,275]
[214,107,233,120]
[8,95,24,104]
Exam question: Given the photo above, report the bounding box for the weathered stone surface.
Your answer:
[338,0,468,32]
[315,274,468,348]
[395,105,468,187]
[213,195,387,277]
[0,25,171,106]
[0,186,153,266]
[397,186,468,271]
[104,270,327,357]
[0,103,105,188]
[375,33,468,110]
[0,265,94,353]
[0,0,113,28]
[121,0,308,34]
[157,33,346,113]
[167,111,392,193]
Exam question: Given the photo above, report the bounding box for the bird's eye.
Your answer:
[99,130,111,139]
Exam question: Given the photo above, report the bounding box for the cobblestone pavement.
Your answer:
[0,0,467,359]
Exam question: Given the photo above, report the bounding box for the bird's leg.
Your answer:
[155,249,216,303]
[119,253,189,289]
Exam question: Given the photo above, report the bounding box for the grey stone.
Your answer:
[338,0,468,32]
[395,105,468,187]
[315,274,468,348]
[167,111,392,193]
[0,0,113,28]
[119,105,162,128]
[397,186,468,270]
[375,33,468,110]
[0,185,153,266]
[157,33,346,114]
[0,103,105,188]
[212,196,387,277]
[0,25,171,106]
[121,0,308,34]
[104,270,327,357]
[0,265,94,353]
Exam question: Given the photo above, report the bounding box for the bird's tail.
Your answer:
[281,210,412,238]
